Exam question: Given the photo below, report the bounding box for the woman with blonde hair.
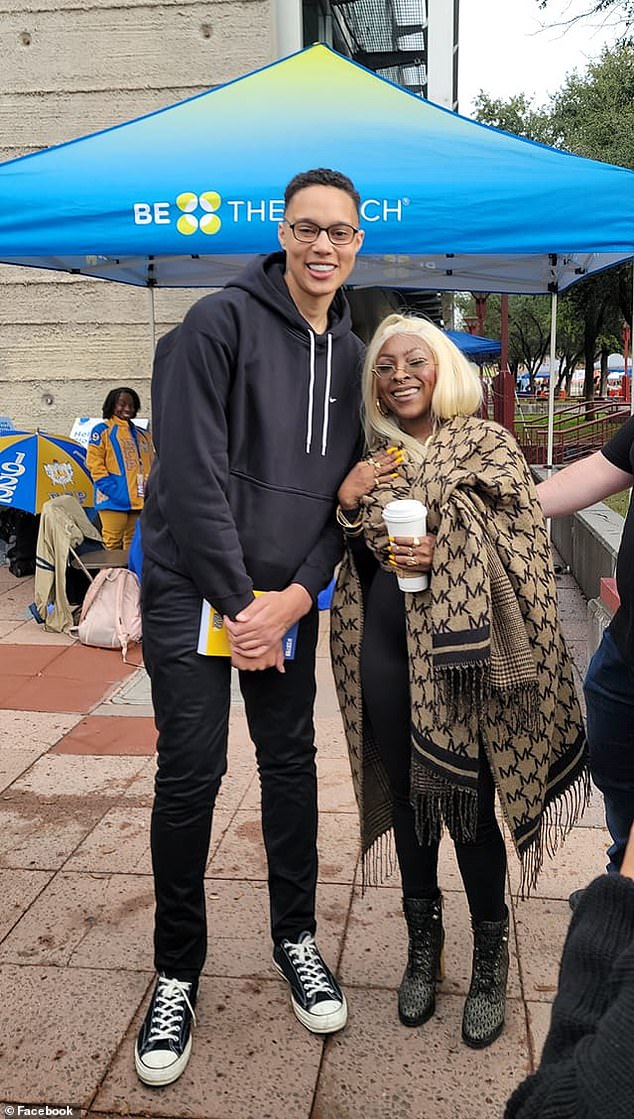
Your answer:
[331,314,587,1048]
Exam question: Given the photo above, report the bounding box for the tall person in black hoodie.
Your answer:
[136,169,378,1087]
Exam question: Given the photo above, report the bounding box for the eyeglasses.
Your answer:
[283,220,359,246]
[373,356,433,379]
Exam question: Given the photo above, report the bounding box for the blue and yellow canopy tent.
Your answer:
[0,43,632,453]
[0,43,631,295]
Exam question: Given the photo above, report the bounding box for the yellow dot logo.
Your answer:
[176,192,198,213]
[175,190,222,236]
[176,214,198,236]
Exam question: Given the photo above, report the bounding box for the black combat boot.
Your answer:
[398,894,444,1027]
[461,907,509,1048]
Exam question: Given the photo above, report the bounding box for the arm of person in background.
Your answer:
[537,450,632,518]
[504,823,634,1119]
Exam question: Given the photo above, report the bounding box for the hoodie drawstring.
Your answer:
[306,329,316,454]
[305,329,334,457]
[321,333,333,457]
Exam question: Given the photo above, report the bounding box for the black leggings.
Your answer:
[360,569,507,924]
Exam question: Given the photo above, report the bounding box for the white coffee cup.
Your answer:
[382,499,429,592]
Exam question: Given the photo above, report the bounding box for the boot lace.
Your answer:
[285,938,337,999]
[147,977,196,1044]
[471,934,506,994]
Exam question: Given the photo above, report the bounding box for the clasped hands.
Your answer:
[223,583,312,674]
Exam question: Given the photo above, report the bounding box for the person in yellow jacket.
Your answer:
[86,387,154,549]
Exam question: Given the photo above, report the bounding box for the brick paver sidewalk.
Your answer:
[0,561,608,1119]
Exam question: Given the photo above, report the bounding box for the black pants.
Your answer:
[361,569,507,924]
[142,558,320,982]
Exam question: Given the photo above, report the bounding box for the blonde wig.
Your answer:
[362,314,483,463]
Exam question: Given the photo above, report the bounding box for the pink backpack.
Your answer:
[75,568,142,658]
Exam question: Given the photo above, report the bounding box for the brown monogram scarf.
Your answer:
[330,415,589,895]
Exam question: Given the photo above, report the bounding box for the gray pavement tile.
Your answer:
[526,1000,553,1066]
[64,806,153,875]
[575,783,608,828]
[507,821,610,899]
[1,623,75,645]
[95,976,325,1119]
[512,897,572,1003]
[0,793,114,871]
[314,714,356,760]
[9,752,150,798]
[0,868,54,941]
[0,709,80,750]
[313,988,529,1119]
[202,879,352,980]
[208,807,359,885]
[0,963,150,1107]
[119,756,156,805]
[0,871,155,970]
[0,745,59,791]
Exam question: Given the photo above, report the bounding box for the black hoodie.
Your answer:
[142,252,364,619]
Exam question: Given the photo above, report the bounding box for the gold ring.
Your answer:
[368,457,377,468]
[409,546,414,557]
[412,537,421,547]
[407,556,416,567]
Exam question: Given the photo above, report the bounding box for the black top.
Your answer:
[601,414,634,662]
[505,874,634,1119]
[142,252,364,619]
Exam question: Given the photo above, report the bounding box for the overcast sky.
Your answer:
[458,0,618,115]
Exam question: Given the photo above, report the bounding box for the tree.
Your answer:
[549,44,634,167]
[472,93,555,144]
[537,0,634,41]
[473,44,634,398]
[457,293,553,391]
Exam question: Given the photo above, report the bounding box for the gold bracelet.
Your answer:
[336,504,364,536]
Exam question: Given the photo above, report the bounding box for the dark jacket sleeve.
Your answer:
[505,875,634,1119]
[291,430,365,600]
[151,304,255,620]
[291,512,344,601]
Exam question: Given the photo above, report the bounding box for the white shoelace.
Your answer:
[147,977,196,1044]
[286,938,337,999]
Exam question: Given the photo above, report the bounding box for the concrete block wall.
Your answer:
[0,0,273,433]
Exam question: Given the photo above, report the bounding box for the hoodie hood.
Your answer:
[226,251,354,341]
[226,252,355,457]
[143,251,363,616]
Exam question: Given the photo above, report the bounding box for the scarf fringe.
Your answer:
[434,665,540,736]
[361,828,397,892]
[434,661,489,723]
[491,681,541,735]
[413,783,480,847]
[517,762,592,898]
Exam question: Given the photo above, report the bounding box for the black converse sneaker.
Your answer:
[273,931,347,1034]
[135,975,196,1086]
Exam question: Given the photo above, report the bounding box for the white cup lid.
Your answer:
[382,499,427,521]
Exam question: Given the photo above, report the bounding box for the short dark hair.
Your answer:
[284,169,361,216]
[102,387,141,419]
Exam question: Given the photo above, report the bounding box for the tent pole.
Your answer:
[148,285,156,371]
[546,289,558,471]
